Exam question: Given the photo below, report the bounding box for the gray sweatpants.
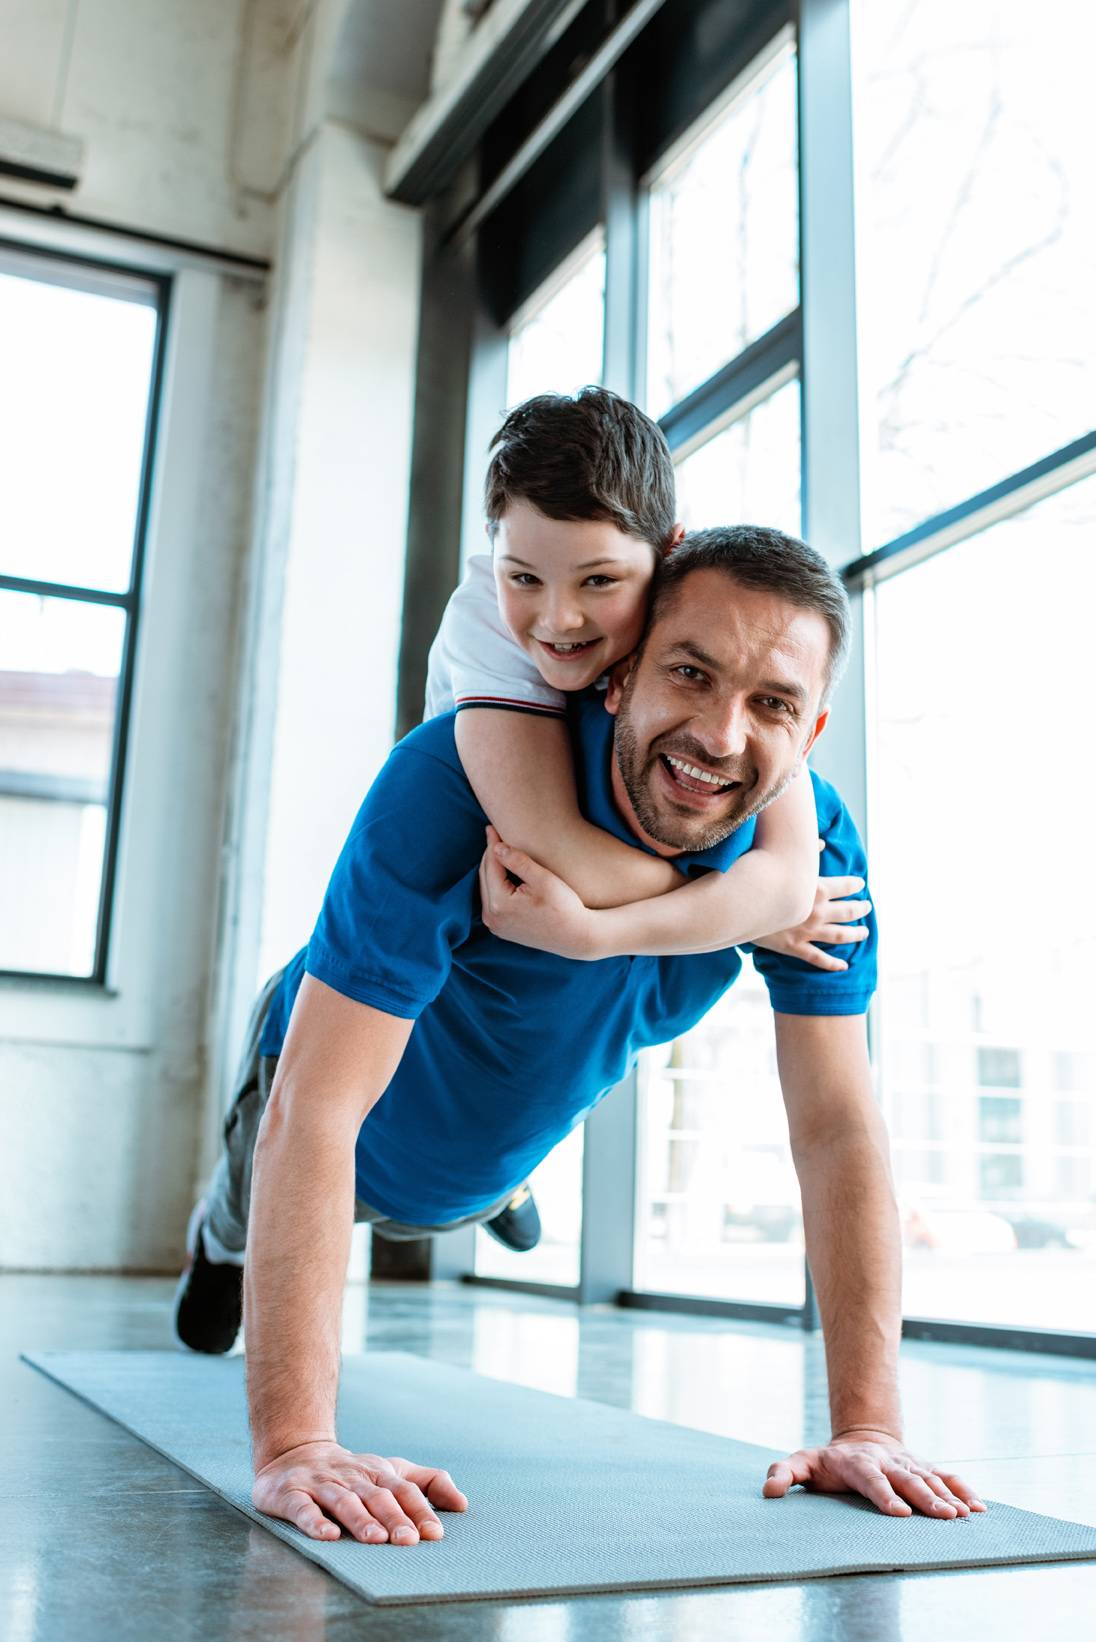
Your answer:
[201,967,516,1264]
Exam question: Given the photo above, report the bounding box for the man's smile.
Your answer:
[656,750,745,806]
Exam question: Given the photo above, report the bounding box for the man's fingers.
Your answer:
[316,1481,395,1541]
[357,1481,421,1543]
[933,1470,986,1511]
[391,1478,446,1539]
[281,1487,343,1541]
[762,1453,812,1497]
[396,1460,469,1513]
[882,1464,960,1517]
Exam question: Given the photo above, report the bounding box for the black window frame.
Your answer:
[0,237,171,987]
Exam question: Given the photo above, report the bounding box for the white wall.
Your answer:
[0,0,296,259]
[0,0,429,1268]
[202,24,423,1190]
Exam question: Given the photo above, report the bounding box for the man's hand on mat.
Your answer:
[753,851,872,973]
[252,1441,468,1543]
[762,1430,987,1518]
[478,825,600,959]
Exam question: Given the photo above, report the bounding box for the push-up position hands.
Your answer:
[762,1428,986,1518]
[252,1440,468,1543]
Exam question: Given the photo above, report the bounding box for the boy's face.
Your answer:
[492,498,660,693]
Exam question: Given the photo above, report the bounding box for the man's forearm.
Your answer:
[792,1119,904,1439]
[244,1092,359,1470]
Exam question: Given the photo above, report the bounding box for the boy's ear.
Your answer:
[604,654,637,715]
[801,706,829,760]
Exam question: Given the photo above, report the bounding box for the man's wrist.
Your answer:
[252,1431,338,1473]
[830,1420,904,1444]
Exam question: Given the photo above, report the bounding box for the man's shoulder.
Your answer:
[389,711,463,774]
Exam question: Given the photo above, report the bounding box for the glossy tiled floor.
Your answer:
[4,1272,1096,1640]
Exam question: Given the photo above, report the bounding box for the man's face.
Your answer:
[605,569,831,853]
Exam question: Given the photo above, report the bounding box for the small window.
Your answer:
[979,1153,1024,1200]
[976,1047,1022,1089]
[978,1096,1023,1146]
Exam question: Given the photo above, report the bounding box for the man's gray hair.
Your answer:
[650,524,852,701]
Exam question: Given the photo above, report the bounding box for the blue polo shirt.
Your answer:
[259,693,877,1224]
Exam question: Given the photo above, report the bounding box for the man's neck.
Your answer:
[608,747,684,859]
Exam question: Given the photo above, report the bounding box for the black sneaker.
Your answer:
[483,1183,541,1252]
[173,1201,244,1354]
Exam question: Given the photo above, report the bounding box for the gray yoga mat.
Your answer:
[23,1349,1096,1606]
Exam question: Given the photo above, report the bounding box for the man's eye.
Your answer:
[759,696,791,713]
[673,666,706,683]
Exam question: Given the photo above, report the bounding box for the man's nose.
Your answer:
[697,696,749,759]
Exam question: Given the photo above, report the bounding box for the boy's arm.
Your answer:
[479,767,821,960]
[456,708,680,908]
[590,766,819,956]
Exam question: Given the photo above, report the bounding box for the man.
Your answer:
[176,526,985,1545]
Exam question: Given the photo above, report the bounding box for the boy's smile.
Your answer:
[492,499,660,692]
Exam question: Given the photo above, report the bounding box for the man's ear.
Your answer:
[663,521,686,554]
[801,706,829,760]
[604,654,637,715]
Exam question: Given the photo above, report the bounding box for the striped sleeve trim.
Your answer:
[454,694,567,718]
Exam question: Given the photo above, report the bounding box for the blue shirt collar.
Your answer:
[570,691,757,878]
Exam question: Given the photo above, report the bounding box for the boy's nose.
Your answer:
[545,597,585,633]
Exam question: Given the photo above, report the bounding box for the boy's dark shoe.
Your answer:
[483,1182,541,1252]
[172,1202,244,1355]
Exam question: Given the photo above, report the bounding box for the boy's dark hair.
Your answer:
[649,524,852,702]
[484,386,677,551]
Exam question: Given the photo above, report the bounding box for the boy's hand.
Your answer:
[478,825,603,959]
[752,847,871,971]
[252,1440,468,1543]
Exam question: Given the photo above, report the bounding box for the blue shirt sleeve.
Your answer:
[747,770,878,1017]
[304,727,485,1020]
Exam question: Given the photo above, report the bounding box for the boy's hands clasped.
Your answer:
[252,1440,468,1543]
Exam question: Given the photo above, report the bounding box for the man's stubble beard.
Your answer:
[612,673,803,851]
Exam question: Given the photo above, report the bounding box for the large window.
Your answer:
[0,249,163,980]
[851,0,1096,546]
[634,24,803,1308]
[438,0,1095,1353]
[869,475,1096,1333]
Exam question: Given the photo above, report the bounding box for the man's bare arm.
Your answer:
[245,974,468,1542]
[776,1012,903,1436]
[762,1013,984,1518]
